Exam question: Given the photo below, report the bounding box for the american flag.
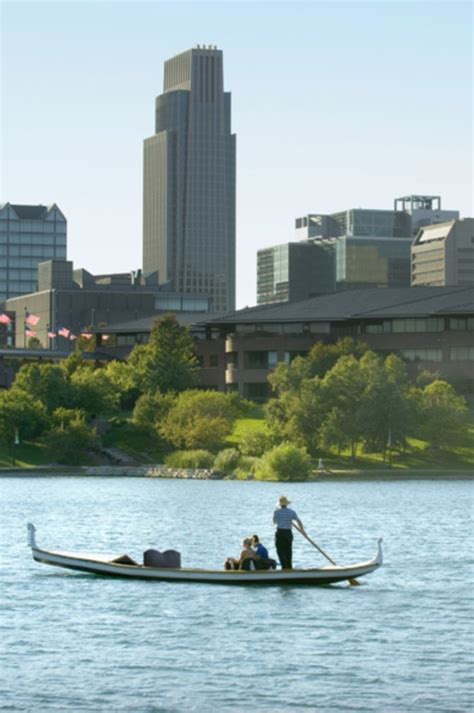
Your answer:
[47,331,56,339]
[25,328,37,338]
[0,313,11,325]
[102,335,110,342]
[58,327,70,338]
[81,333,93,340]
[25,312,40,326]
[69,334,77,341]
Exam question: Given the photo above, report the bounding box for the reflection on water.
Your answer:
[1,476,472,711]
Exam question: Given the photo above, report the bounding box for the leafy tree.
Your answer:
[254,442,311,481]
[358,353,413,456]
[69,366,119,417]
[12,363,72,413]
[159,390,243,452]
[127,314,197,394]
[0,389,48,443]
[105,361,140,409]
[318,355,367,458]
[418,380,468,450]
[268,338,368,396]
[132,390,175,432]
[44,408,98,465]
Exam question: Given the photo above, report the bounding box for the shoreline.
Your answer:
[0,465,472,479]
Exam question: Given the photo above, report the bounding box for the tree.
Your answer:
[358,353,414,456]
[44,408,98,464]
[159,390,243,452]
[268,338,369,397]
[0,389,48,444]
[127,314,198,394]
[418,380,468,450]
[12,363,72,413]
[69,366,120,417]
[254,442,311,481]
[105,360,140,409]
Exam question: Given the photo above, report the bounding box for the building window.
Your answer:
[450,347,474,361]
[246,351,275,369]
[400,349,442,362]
[365,321,392,334]
[245,382,270,401]
[393,318,444,333]
[450,318,474,331]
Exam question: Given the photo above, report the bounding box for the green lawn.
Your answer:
[0,441,52,468]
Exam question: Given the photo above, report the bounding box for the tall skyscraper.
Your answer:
[143,46,236,312]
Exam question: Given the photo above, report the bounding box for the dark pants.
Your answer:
[275,529,293,569]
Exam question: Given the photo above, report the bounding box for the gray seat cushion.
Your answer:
[143,549,181,568]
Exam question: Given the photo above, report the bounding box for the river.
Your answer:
[1,476,472,712]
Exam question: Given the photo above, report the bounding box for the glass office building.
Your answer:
[143,46,236,312]
[335,236,412,289]
[257,241,335,304]
[0,203,67,303]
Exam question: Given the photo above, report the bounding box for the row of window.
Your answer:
[0,221,66,233]
[0,245,66,258]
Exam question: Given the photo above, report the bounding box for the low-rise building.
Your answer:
[411,218,474,287]
[3,260,212,348]
[94,286,474,399]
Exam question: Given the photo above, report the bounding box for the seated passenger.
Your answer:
[225,537,258,571]
[251,534,277,570]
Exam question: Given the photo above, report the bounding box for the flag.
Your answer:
[102,335,110,342]
[25,329,37,338]
[69,334,77,341]
[0,313,11,325]
[58,327,70,338]
[25,312,40,326]
[81,333,93,340]
[47,331,56,339]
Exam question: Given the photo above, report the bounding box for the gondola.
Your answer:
[27,524,383,586]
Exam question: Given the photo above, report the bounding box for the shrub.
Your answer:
[44,410,98,465]
[239,428,273,457]
[233,456,260,480]
[165,450,214,469]
[213,448,242,475]
[254,442,311,481]
[132,391,175,432]
[160,390,244,451]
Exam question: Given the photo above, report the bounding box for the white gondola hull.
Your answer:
[28,524,383,586]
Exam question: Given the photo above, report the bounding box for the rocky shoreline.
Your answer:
[0,465,472,479]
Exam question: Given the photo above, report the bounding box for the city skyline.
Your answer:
[1,1,472,308]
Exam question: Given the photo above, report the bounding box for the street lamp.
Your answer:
[12,428,20,466]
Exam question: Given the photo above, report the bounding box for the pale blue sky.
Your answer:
[1,1,472,307]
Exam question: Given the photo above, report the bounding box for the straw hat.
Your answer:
[278,496,291,507]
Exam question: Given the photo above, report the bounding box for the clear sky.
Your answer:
[1,0,472,308]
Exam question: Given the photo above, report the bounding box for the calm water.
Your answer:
[1,476,473,712]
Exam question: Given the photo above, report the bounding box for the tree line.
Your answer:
[0,316,469,473]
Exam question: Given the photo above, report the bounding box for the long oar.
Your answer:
[293,523,361,586]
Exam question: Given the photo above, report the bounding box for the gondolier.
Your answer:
[273,496,305,569]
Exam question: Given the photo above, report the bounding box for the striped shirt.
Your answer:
[273,507,299,530]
